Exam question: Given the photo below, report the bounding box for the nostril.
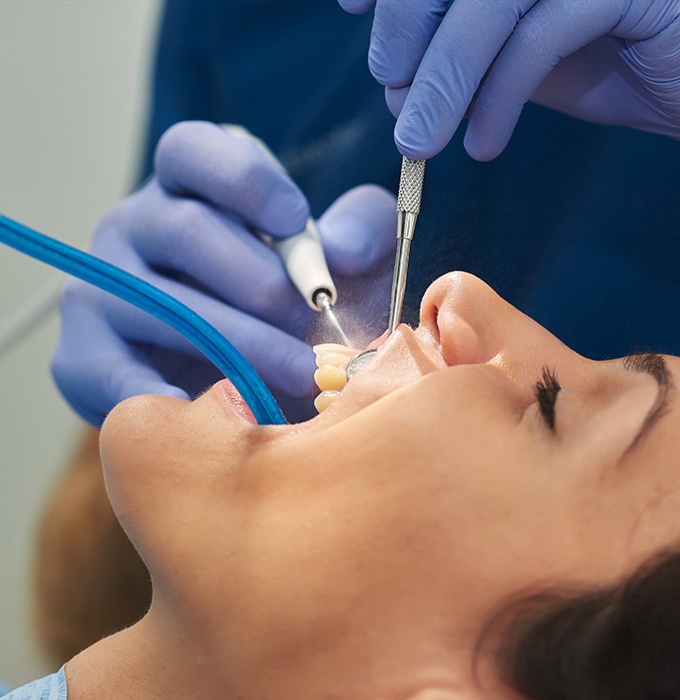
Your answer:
[418,295,442,348]
[431,306,441,346]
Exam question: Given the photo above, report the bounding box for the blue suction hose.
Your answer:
[0,214,287,425]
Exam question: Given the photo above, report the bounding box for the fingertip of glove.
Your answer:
[462,125,506,162]
[394,114,446,160]
[394,134,435,161]
[113,378,190,412]
[157,384,191,401]
[337,0,376,14]
[155,120,215,174]
[274,346,317,401]
[385,86,409,119]
[320,185,396,271]
[293,367,318,402]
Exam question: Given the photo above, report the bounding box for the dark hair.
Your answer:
[493,547,680,700]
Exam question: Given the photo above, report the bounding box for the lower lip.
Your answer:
[211,379,258,424]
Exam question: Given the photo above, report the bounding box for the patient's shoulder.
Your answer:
[1,666,66,699]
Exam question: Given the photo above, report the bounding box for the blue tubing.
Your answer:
[0,214,287,425]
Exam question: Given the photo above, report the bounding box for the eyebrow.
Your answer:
[621,352,675,455]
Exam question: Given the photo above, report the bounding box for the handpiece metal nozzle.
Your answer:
[313,289,351,347]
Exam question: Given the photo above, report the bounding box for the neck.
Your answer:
[64,599,501,700]
[65,604,233,700]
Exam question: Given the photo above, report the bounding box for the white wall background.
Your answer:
[0,0,161,687]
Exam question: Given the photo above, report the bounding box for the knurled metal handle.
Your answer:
[397,157,426,214]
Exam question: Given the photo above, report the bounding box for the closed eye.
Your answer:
[534,367,561,431]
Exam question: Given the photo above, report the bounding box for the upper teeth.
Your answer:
[313,364,346,391]
[312,343,358,412]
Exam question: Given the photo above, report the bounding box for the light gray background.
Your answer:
[0,0,161,687]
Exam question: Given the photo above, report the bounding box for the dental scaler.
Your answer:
[223,124,350,346]
[345,156,426,380]
[388,156,426,333]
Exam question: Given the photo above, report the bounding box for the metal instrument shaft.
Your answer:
[387,156,426,334]
[344,156,426,382]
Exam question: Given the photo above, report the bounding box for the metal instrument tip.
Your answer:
[314,289,351,347]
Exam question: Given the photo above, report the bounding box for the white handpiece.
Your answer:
[270,217,337,308]
[222,124,337,310]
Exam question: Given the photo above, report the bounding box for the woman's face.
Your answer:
[100,272,680,695]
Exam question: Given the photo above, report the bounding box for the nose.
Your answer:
[419,272,574,381]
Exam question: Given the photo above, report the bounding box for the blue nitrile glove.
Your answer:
[52,121,396,426]
[337,0,680,160]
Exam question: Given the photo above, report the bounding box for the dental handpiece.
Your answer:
[270,218,351,346]
[224,124,350,346]
[388,156,426,334]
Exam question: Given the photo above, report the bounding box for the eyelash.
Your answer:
[534,367,561,431]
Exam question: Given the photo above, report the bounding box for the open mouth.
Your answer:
[312,343,358,412]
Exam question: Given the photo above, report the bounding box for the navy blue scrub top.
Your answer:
[139,0,680,361]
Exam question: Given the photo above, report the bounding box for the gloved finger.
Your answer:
[393,0,539,159]
[155,120,310,238]
[528,39,634,126]
[52,302,189,426]
[618,20,680,132]
[317,184,396,276]
[336,0,376,13]
[97,184,310,334]
[83,266,317,401]
[464,0,627,160]
[531,10,680,135]
[384,86,410,119]
[368,0,450,88]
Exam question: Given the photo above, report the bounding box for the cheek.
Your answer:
[378,392,598,587]
[615,461,680,567]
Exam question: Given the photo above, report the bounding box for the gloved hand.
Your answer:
[52,121,396,425]
[337,0,680,160]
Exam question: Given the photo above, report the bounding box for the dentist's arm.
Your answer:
[338,0,680,160]
[52,121,395,425]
